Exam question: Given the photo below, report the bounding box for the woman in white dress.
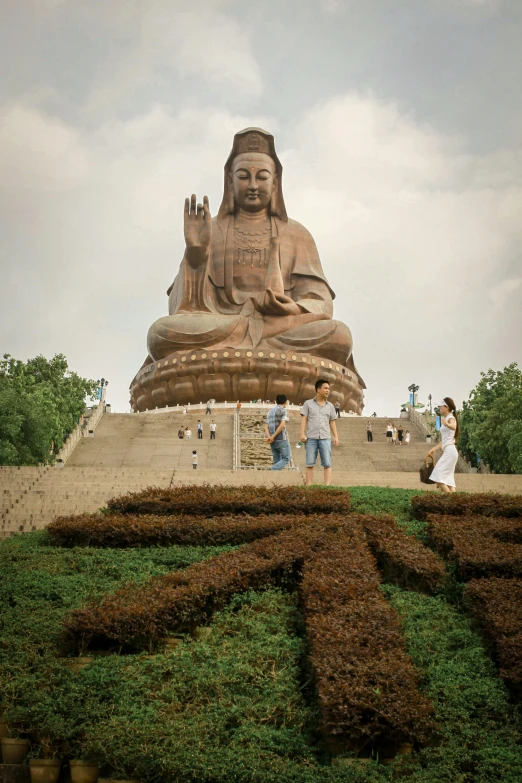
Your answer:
[427,397,459,493]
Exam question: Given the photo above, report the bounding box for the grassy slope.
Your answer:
[0,487,521,782]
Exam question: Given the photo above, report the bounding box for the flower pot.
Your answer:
[398,742,413,756]
[192,627,212,641]
[64,657,93,673]
[69,761,99,783]
[163,636,182,652]
[99,779,140,783]
[29,759,62,783]
[1,737,31,764]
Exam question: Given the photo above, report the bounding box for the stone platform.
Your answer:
[130,349,364,414]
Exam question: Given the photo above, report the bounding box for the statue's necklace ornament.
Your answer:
[234,223,271,267]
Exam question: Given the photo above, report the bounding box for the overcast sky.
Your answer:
[1,0,521,415]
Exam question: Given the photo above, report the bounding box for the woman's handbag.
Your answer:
[420,455,435,484]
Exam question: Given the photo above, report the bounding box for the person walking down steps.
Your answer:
[197,420,203,439]
[209,420,217,440]
[427,397,459,493]
[366,422,373,442]
[192,450,198,470]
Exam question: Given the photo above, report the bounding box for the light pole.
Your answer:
[428,394,432,414]
[97,378,109,402]
[408,383,419,407]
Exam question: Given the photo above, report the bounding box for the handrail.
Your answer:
[55,403,106,466]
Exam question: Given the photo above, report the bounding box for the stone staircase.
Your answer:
[67,412,233,471]
[2,411,522,539]
[286,414,430,473]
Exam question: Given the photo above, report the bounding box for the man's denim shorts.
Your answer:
[305,438,332,468]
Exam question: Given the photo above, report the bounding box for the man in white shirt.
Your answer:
[300,379,339,486]
[209,420,217,440]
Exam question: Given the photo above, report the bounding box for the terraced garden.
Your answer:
[0,485,521,783]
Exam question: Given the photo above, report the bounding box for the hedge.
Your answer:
[106,484,350,516]
[464,577,522,691]
[301,526,436,751]
[427,513,522,580]
[361,515,446,593]
[411,492,522,521]
[62,523,328,651]
[50,508,447,597]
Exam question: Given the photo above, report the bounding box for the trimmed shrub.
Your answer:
[411,492,522,521]
[361,515,446,593]
[464,577,522,689]
[62,523,328,650]
[427,513,522,580]
[49,512,304,548]
[301,527,436,749]
[50,509,448,591]
[106,484,350,516]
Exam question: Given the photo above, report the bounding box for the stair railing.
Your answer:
[55,403,106,466]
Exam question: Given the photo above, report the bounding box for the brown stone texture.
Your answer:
[130,127,365,413]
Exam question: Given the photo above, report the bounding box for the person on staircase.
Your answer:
[265,394,291,471]
[427,397,459,493]
[366,422,373,442]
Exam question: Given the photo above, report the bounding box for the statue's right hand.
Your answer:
[184,194,211,266]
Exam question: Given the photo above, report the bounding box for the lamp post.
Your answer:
[96,378,109,403]
[408,383,419,408]
[428,394,432,415]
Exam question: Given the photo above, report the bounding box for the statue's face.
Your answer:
[230,153,276,212]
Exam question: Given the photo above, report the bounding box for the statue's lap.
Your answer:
[147,311,353,366]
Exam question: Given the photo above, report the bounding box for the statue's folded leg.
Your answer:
[147,312,248,361]
[266,319,353,366]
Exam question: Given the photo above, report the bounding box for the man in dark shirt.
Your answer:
[265,394,291,470]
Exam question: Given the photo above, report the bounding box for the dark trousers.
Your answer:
[198,430,203,439]
[210,431,216,439]
[206,408,211,414]
[367,431,373,442]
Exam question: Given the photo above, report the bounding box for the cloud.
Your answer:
[490,278,522,307]
[82,5,262,115]
[1,92,521,415]
[279,93,522,411]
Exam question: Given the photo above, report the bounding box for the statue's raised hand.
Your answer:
[184,194,211,268]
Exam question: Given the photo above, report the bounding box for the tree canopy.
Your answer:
[0,354,97,466]
[459,363,522,474]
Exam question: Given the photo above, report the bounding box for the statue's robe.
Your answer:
[147,213,362,379]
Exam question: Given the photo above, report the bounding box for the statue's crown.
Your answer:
[234,129,272,156]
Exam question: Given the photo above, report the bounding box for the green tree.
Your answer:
[0,354,97,466]
[459,363,522,474]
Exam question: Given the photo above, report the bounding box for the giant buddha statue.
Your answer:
[130,128,365,413]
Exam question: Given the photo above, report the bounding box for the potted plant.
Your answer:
[1,734,32,764]
[63,657,93,674]
[29,743,62,783]
[69,760,99,783]
[425,433,432,444]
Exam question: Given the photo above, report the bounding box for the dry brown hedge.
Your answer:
[427,513,522,580]
[62,523,326,650]
[411,492,522,521]
[62,518,436,748]
[106,484,350,517]
[48,512,299,548]
[361,515,446,594]
[301,526,436,749]
[464,577,522,689]
[49,508,445,596]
